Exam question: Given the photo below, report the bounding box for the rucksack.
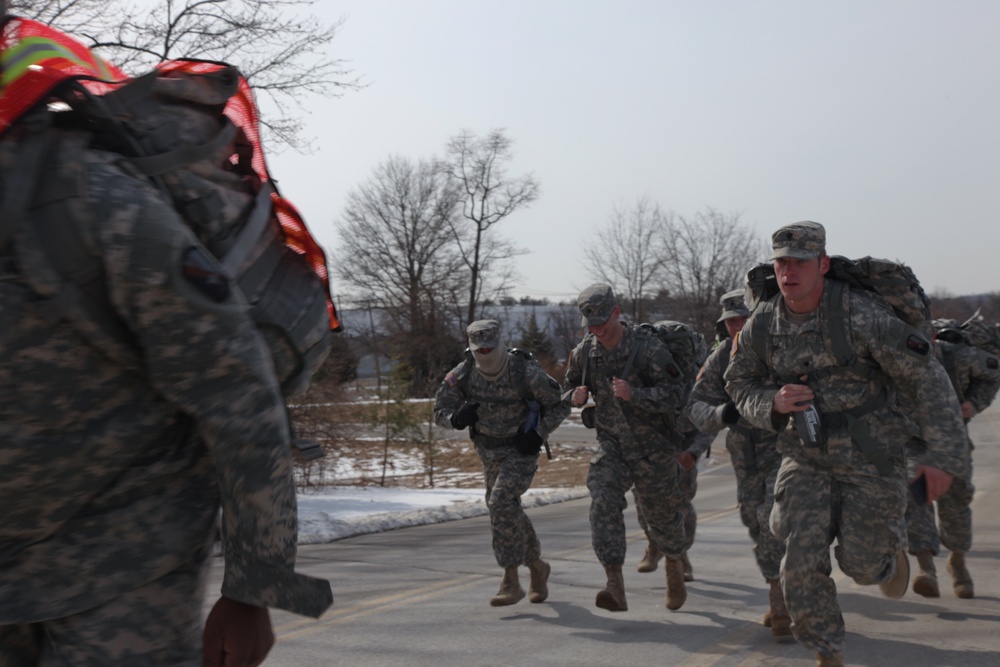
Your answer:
[933,312,1000,390]
[958,310,1000,357]
[0,19,338,400]
[579,319,706,389]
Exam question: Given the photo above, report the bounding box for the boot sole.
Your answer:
[595,591,628,611]
[879,551,909,599]
[490,590,526,607]
[912,575,940,598]
[636,562,660,573]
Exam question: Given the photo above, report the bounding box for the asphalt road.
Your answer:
[203,405,1000,667]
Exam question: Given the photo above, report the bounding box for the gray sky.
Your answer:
[267,0,1000,304]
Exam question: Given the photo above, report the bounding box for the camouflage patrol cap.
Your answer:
[578,283,618,327]
[467,319,501,349]
[718,289,751,323]
[770,221,826,261]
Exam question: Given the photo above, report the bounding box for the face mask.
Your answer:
[472,345,508,378]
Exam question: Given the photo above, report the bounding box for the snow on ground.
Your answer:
[296,485,589,545]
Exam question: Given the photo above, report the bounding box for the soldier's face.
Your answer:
[724,316,747,339]
[773,255,829,310]
[587,306,625,349]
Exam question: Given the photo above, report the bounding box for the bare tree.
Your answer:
[333,155,466,394]
[584,197,669,323]
[659,207,768,337]
[11,0,362,150]
[439,129,538,326]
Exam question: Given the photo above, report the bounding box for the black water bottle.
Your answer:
[793,401,823,447]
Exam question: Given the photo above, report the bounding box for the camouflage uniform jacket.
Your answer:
[0,138,332,622]
[434,355,570,440]
[563,325,689,459]
[687,339,779,467]
[937,339,1000,418]
[724,282,968,478]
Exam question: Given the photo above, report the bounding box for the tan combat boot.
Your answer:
[490,566,526,607]
[665,557,687,611]
[527,558,551,603]
[911,550,940,598]
[878,551,909,599]
[947,551,974,599]
[680,551,694,582]
[636,540,663,573]
[595,563,628,611]
[767,578,792,637]
[816,651,845,667]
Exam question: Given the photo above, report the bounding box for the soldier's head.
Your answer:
[467,319,506,373]
[770,221,830,313]
[718,289,750,339]
[578,283,624,350]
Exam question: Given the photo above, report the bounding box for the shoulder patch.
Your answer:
[696,365,706,382]
[181,246,230,302]
[906,334,930,356]
[445,370,458,387]
[988,356,999,370]
[548,377,560,389]
[731,331,740,358]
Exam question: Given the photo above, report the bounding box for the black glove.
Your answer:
[514,428,544,456]
[721,401,740,425]
[450,403,480,430]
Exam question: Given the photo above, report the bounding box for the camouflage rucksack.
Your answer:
[959,311,1000,357]
[579,319,707,388]
[0,19,337,399]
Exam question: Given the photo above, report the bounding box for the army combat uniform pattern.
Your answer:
[906,339,1000,555]
[434,357,569,569]
[724,282,967,658]
[564,325,690,565]
[0,136,331,664]
[688,338,784,581]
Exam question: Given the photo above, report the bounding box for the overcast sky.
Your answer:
[266,0,999,306]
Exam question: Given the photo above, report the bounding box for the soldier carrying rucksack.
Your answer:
[0,14,335,665]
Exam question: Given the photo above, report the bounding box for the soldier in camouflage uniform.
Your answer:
[687,289,790,637]
[434,320,569,607]
[564,284,691,612]
[906,319,1000,599]
[0,16,332,665]
[724,222,968,667]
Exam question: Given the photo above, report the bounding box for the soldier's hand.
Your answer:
[514,428,544,456]
[773,383,813,414]
[612,376,632,401]
[960,401,974,419]
[915,465,954,503]
[572,386,589,407]
[720,401,741,425]
[450,403,480,430]
[203,596,274,667]
[676,451,696,471]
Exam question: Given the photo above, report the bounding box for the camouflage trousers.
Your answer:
[633,463,697,554]
[906,475,975,554]
[476,443,541,568]
[769,456,907,657]
[0,550,207,666]
[728,436,785,581]
[587,442,686,565]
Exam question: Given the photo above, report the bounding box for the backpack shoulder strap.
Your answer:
[456,349,475,397]
[621,326,651,380]
[750,300,774,368]
[508,348,535,402]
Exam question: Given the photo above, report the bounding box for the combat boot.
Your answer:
[947,551,974,599]
[878,550,909,599]
[816,651,845,667]
[490,566,526,607]
[680,551,694,582]
[636,540,662,573]
[767,578,792,637]
[911,550,940,598]
[527,558,551,603]
[595,564,628,611]
[665,557,687,611]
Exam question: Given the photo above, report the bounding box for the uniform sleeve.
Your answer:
[965,348,1000,415]
[527,364,571,438]
[94,171,331,616]
[724,316,786,434]
[628,336,689,413]
[433,362,467,429]
[686,345,730,434]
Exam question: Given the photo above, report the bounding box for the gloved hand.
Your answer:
[514,428,544,456]
[720,401,740,425]
[450,403,480,430]
[203,596,274,667]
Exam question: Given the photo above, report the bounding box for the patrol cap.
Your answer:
[578,283,618,327]
[770,221,826,261]
[718,289,751,323]
[467,319,501,349]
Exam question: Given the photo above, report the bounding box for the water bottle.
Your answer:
[793,402,823,447]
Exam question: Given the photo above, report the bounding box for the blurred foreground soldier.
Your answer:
[434,320,569,606]
[0,14,334,666]
[634,418,712,581]
[687,289,789,637]
[564,285,691,612]
[906,318,1000,599]
[725,222,967,667]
